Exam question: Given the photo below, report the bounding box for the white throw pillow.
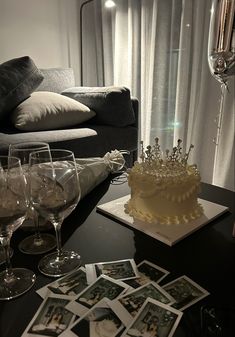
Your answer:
[11,91,96,131]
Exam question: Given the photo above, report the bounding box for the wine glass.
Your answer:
[29,149,81,277]
[0,156,36,300]
[208,0,235,86]
[208,0,235,160]
[9,142,56,255]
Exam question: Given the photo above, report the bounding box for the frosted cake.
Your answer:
[125,138,203,224]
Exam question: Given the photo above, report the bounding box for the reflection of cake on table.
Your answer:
[125,138,204,224]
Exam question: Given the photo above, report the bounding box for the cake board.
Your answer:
[97,195,229,246]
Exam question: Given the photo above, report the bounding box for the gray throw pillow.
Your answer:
[62,86,135,127]
[0,56,44,121]
[11,91,96,131]
[37,68,75,93]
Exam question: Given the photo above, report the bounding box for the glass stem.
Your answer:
[53,221,63,259]
[33,210,42,244]
[212,83,226,184]
[0,235,14,282]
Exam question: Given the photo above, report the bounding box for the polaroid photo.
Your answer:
[111,281,175,327]
[60,298,125,337]
[66,274,130,317]
[85,259,139,284]
[37,267,88,299]
[121,297,183,337]
[125,260,170,288]
[22,294,76,337]
[162,275,210,311]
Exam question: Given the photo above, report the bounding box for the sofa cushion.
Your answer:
[0,56,44,122]
[11,91,96,131]
[37,68,75,93]
[62,86,135,127]
[0,125,137,160]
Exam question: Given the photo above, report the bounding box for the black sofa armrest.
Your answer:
[61,86,136,128]
[131,97,139,128]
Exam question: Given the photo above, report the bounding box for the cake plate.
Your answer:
[97,195,229,246]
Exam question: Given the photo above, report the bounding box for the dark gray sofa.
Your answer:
[0,67,139,166]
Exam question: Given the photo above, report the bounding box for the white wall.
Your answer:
[0,0,81,83]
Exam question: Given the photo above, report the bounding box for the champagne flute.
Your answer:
[9,142,56,255]
[0,156,36,300]
[29,149,81,277]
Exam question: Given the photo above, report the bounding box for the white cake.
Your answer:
[125,138,203,224]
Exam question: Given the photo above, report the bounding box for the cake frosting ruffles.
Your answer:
[125,138,203,224]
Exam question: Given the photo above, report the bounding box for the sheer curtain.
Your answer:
[82,0,234,191]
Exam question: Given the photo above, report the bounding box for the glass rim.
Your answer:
[9,141,49,151]
[29,149,75,161]
[0,156,22,169]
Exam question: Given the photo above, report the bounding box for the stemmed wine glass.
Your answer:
[208,0,234,86]
[9,142,56,255]
[29,149,81,277]
[0,156,36,300]
[208,0,235,147]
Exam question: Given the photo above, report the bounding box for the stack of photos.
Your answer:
[22,259,209,337]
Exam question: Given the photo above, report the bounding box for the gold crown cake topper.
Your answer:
[139,138,194,166]
[134,138,199,179]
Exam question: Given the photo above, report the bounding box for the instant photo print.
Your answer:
[121,297,183,337]
[85,259,139,284]
[111,282,175,326]
[66,275,129,317]
[22,294,76,337]
[163,275,210,311]
[60,298,125,337]
[37,267,87,299]
[125,260,170,288]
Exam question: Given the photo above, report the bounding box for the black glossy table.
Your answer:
[0,176,234,337]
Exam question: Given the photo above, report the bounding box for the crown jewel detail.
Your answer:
[135,138,198,179]
[140,138,194,165]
